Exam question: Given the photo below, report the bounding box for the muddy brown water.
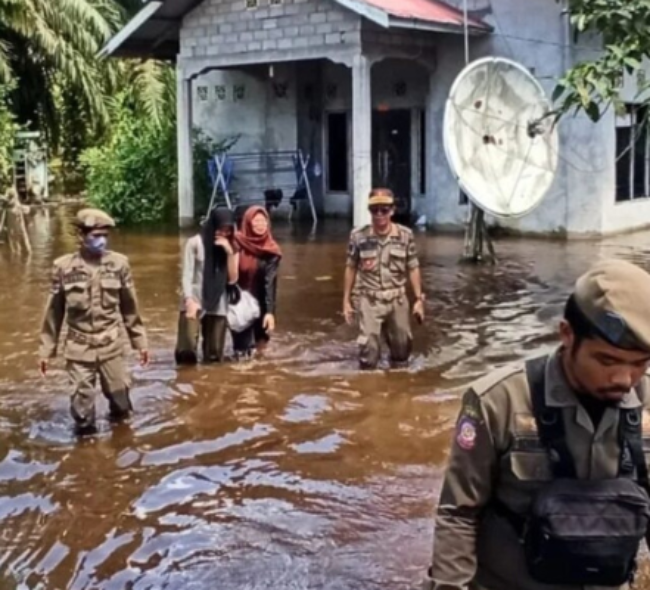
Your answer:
[2,206,650,589]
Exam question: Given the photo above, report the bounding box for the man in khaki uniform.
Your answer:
[424,258,650,590]
[38,208,149,435]
[343,188,424,369]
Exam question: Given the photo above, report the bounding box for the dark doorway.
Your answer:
[326,112,348,193]
[372,109,412,223]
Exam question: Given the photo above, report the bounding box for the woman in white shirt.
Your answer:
[174,207,239,364]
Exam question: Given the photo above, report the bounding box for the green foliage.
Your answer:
[555,0,650,121]
[0,0,176,169]
[80,93,177,224]
[80,92,240,225]
[0,80,17,192]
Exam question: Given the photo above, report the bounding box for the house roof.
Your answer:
[101,0,490,61]
[338,0,490,33]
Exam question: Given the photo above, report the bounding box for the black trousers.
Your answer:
[175,312,228,364]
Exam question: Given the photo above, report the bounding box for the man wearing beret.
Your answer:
[424,259,650,590]
[38,208,149,435]
[343,187,424,369]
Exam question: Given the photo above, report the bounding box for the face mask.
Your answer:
[84,235,107,255]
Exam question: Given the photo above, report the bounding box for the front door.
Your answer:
[372,109,412,219]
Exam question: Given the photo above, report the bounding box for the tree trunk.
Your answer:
[462,205,496,264]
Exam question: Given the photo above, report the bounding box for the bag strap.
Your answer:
[526,355,649,487]
[525,356,577,478]
[619,407,649,490]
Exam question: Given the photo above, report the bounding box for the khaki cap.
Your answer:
[368,188,395,207]
[75,208,115,230]
[574,258,650,351]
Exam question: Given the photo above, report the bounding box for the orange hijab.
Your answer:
[234,206,282,291]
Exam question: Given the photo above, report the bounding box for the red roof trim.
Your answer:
[360,0,489,31]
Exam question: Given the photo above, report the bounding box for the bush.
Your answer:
[80,94,177,224]
[80,96,239,224]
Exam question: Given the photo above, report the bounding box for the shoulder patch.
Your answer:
[470,363,523,397]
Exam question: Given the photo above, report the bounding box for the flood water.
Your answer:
[2,205,650,589]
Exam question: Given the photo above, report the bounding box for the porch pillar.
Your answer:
[351,54,372,228]
[177,66,194,227]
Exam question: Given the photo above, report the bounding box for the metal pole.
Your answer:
[463,0,469,65]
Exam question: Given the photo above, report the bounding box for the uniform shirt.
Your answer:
[346,223,419,297]
[430,348,650,590]
[39,251,147,362]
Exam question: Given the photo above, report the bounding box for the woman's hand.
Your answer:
[263,313,276,333]
[185,297,200,320]
[215,234,234,255]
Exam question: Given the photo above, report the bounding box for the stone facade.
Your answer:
[180,0,362,60]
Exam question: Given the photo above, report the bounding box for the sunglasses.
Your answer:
[369,206,392,216]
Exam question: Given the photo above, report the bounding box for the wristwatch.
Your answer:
[415,293,425,302]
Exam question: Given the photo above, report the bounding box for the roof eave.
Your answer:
[332,0,390,28]
[387,16,492,35]
[99,1,165,58]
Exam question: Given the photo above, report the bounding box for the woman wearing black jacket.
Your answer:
[232,205,282,357]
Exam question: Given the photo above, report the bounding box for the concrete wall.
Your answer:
[180,0,361,63]
[424,0,576,235]
[427,0,650,237]
[192,63,299,211]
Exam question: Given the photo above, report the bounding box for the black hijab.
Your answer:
[201,207,235,313]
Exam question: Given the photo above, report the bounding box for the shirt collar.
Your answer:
[545,347,641,409]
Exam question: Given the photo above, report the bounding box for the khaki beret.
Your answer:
[75,208,115,230]
[368,188,395,207]
[574,258,650,351]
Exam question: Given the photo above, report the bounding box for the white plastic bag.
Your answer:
[227,287,261,333]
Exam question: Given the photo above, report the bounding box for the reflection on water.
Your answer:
[1,206,650,588]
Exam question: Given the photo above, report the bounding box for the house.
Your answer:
[104,0,650,237]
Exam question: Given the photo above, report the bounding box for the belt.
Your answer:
[361,287,406,302]
[67,326,119,347]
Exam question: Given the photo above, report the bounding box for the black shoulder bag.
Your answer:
[520,356,650,586]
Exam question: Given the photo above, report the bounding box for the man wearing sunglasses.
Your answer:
[343,188,424,369]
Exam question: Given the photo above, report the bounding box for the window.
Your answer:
[327,112,348,192]
[616,104,650,202]
[245,0,258,9]
[459,189,469,204]
[270,0,282,4]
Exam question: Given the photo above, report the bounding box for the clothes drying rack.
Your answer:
[208,149,317,223]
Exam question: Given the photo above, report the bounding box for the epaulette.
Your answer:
[351,225,370,237]
[469,363,523,397]
[52,253,75,268]
[104,250,129,264]
[395,223,414,237]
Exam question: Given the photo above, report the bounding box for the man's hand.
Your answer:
[343,299,355,325]
[215,235,234,256]
[140,350,150,368]
[413,299,425,324]
[39,359,48,377]
[263,313,276,333]
[185,298,200,320]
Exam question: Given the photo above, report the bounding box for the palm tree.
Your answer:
[0,0,173,150]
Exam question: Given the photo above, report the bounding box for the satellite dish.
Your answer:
[443,57,559,218]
